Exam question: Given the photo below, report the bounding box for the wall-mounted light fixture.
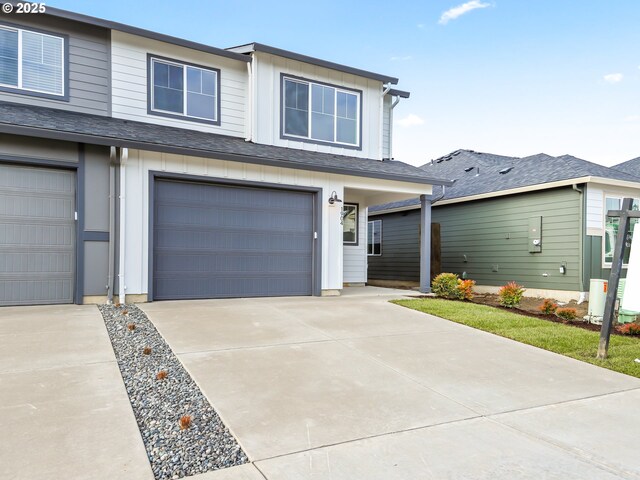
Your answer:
[559,262,567,275]
[328,191,343,205]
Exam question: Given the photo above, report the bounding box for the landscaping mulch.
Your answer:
[98,304,248,480]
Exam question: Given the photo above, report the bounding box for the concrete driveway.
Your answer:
[139,287,640,480]
[2,287,639,480]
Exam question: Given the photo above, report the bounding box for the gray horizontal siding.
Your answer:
[369,187,583,291]
[0,15,110,116]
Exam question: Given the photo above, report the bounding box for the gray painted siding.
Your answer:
[0,133,79,163]
[369,187,583,291]
[0,15,110,116]
[368,209,421,281]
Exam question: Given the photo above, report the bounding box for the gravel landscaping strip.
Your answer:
[98,304,248,480]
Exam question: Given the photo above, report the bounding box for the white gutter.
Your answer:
[118,147,128,305]
[245,61,253,142]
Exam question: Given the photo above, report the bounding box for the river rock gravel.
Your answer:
[98,304,248,480]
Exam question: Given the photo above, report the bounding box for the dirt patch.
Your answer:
[470,293,589,318]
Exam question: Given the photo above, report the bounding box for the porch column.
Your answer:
[419,194,431,293]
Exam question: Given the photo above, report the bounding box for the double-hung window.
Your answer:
[367,220,382,256]
[0,25,65,97]
[604,196,639,265]
[149,56,219,124]
[282,76,360,148]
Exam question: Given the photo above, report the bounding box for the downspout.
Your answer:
[118,147,128,305]
[389,95,401,158]
[573,183,587,302]
[245,60,253,142]
[107,147,117,303]
[379,84,391,159]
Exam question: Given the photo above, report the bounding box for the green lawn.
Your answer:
[393,298,640,378]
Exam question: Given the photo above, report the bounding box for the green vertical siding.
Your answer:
[369,187,584,291]
[583,235,627,284]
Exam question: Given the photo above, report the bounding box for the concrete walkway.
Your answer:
[2,287,639,479]
[0,304,154,480]
[140,287,640,480]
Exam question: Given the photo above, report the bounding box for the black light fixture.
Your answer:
[328,191,343,205]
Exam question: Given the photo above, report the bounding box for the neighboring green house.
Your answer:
[368,150,640,301]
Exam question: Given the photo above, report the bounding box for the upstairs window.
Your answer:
[0,25,65,97]
[282,76,360,148]
[149,56,219,124]
[604,196,639,265]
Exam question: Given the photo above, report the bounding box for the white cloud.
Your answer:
[396,114,425,127]
[390,55,413,61]
[439,1,491,25]
[604,73,623,83]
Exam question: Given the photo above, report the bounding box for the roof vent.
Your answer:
[464,167,475,172]
[499,167,514,174]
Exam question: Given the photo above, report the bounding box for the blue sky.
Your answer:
[50,0,640,166]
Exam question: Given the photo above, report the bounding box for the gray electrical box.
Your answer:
[528,216,542,253]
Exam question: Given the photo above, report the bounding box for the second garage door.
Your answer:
[153,179,315,300]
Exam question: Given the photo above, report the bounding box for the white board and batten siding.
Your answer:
[252,52,385,159]
[110,31,247,137]
[343,194,368,283]
[586,183,640,236]
[121,150,430,296]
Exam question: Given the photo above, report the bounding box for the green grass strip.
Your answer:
[393,298,640,378]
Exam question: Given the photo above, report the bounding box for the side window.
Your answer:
[342,204,358,245]
[282,75,361,148]
[604,196,639,265]
[367,220,382,256]
[0,25,66,98]
[149,56,219,124]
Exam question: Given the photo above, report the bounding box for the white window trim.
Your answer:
[602,194,638,268]
[0,25,65,97]
[282,76,361,148]
[343,203,358,245]
[367,219,382,256]
[150,56,219,123]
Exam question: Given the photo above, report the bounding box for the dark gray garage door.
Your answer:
[153,179,314,300]
[0,164,76,306]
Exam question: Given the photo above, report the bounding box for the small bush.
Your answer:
[456,279,476,300]
[556,307,578,321]
[432,273,460,299]
[127,323,136,331]
[143,346,152,355]
[179,415,192,430]
[619,323,640,335]
[498,281,525,308]
[156,370,168,380]
[538,299,558,315]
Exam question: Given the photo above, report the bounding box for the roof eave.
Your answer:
[16,4,251,62]
[0,122,450,186]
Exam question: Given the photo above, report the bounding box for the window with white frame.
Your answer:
[367,220,382,255]
[0,25,65,96]
[150,56,219,123]
[604,196,639,265]
[282,76,360,147]
[342,204,358,244]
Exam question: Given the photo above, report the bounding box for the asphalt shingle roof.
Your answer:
[370,149,640,212]
[0,102,451,186]
[613,157,640,177]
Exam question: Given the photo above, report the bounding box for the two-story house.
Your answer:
[0,5,450,306]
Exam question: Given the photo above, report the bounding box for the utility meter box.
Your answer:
[528,216,542,253]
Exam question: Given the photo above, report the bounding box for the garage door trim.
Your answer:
[0,152,84,305]
[147,170,323,301]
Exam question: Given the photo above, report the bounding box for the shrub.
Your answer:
[498,281,525,308]
[432,273,460,299]
[619,323,640,335]
[179,415,192,430]
[538,299,558,315]
[456,279,476,300]
[127,323,136,331]
[143,346,152,355]
[156,370,168,380]
[556,307,578,321]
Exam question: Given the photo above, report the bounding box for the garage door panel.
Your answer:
[153,180,314,300]
[155,229,312,252]
[0,164,75,306]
